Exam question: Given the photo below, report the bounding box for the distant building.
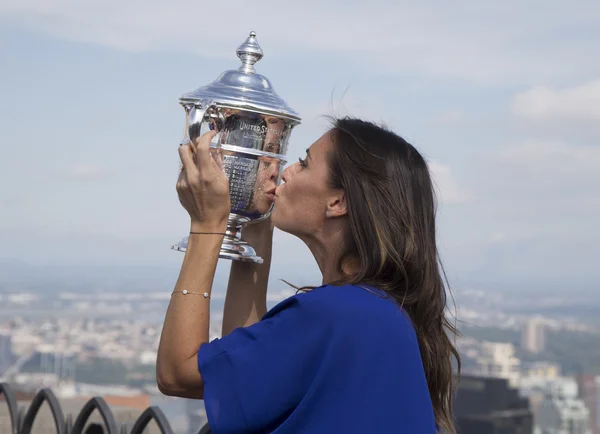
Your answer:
[522,318,546,354]
[576,375,600,434]
[0,331,13,375]
[454,375,534,434]
[597,378,600,433]
[475,341,521,387]
[20,347,77,383]
[537,377,591,434]
[525,362,561,380]
[520,364,562,430]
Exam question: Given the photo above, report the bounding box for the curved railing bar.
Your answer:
[66,413,73,433]
[0,383,20,434]
[19,387,66,434]
[198,422,212,434]
[17,405,26,433]
[71,396,119,434]
[0,383,213,434]
[129,406,173,434]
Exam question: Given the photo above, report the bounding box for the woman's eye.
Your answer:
[298,157,307,167]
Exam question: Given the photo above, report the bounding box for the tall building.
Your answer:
[537,377,591,434]
[476,341,521,387]
[454,375,533,434]
[519,362,562,430]
[0,331,13,376]
[522,317,546,354]
[597,378,600,433]
[576,375,600,434]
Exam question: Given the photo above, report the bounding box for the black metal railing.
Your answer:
[0,383,211,434]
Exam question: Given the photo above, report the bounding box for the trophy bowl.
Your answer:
[171,32,301,264]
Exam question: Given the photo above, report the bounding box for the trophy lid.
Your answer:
[180,32,301,122]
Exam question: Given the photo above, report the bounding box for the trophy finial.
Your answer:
[236,31,263,74]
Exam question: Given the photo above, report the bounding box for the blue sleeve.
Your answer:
[197,294,327,433]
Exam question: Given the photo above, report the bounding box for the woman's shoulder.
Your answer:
[301,282,402,310]
[264,283,414,331]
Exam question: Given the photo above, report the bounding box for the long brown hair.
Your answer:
[322,116,460,433]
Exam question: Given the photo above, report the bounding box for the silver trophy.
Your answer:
[171,31,301,264]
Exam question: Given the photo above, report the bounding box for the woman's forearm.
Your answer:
[221,219,273,337]
[156,229,223,393]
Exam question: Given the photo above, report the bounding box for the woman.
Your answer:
[156,117,460,433]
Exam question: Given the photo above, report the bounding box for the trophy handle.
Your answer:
[186,104,206,144]
[182,102,224,147]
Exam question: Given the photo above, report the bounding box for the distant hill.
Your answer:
[0,259,184,292]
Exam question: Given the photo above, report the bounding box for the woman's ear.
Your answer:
[325,190,347,218]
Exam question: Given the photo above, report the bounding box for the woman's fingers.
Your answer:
[193,130,218,176]
[175,129,231,224]
[212,149,225,172]
[178,143,197,176]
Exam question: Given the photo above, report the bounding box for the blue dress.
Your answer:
[197,283,437,433]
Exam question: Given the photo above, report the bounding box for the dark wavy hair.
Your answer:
[319,116,460,433]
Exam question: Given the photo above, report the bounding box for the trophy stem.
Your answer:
[171,220,264,264]
[219,220,264,264]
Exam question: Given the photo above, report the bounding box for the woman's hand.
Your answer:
[177,131,230,231]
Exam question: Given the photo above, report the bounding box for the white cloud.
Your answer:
[61,164,109,180]
[435,139,600,262]
[511,79,600,123]
[428,162,472,205]
[476,139,600,226]
[496,140,600,182]
[2,0,599,84]
[433,139,600,284]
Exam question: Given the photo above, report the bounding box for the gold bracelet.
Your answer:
[171,289,210,298]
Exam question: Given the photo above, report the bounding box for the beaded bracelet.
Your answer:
[172,289,210,298]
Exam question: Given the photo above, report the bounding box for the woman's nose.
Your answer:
[281,164,294,183]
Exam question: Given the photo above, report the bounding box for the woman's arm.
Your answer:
[156,130,230,398]
[221,218,274,337]
[156,230,223,398]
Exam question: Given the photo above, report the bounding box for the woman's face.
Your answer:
[271,131,337,237]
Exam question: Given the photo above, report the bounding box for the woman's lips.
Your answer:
[266,188,277,201]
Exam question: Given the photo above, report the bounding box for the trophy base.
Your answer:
[171,226,264,264]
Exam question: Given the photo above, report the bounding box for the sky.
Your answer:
[0,0,599,294]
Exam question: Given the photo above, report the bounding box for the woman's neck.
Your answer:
[302,224,360,285]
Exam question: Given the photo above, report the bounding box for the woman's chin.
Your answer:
[270,207,289,233]
[270,206,281,227]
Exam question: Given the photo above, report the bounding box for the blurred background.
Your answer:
[0,1,599,433]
